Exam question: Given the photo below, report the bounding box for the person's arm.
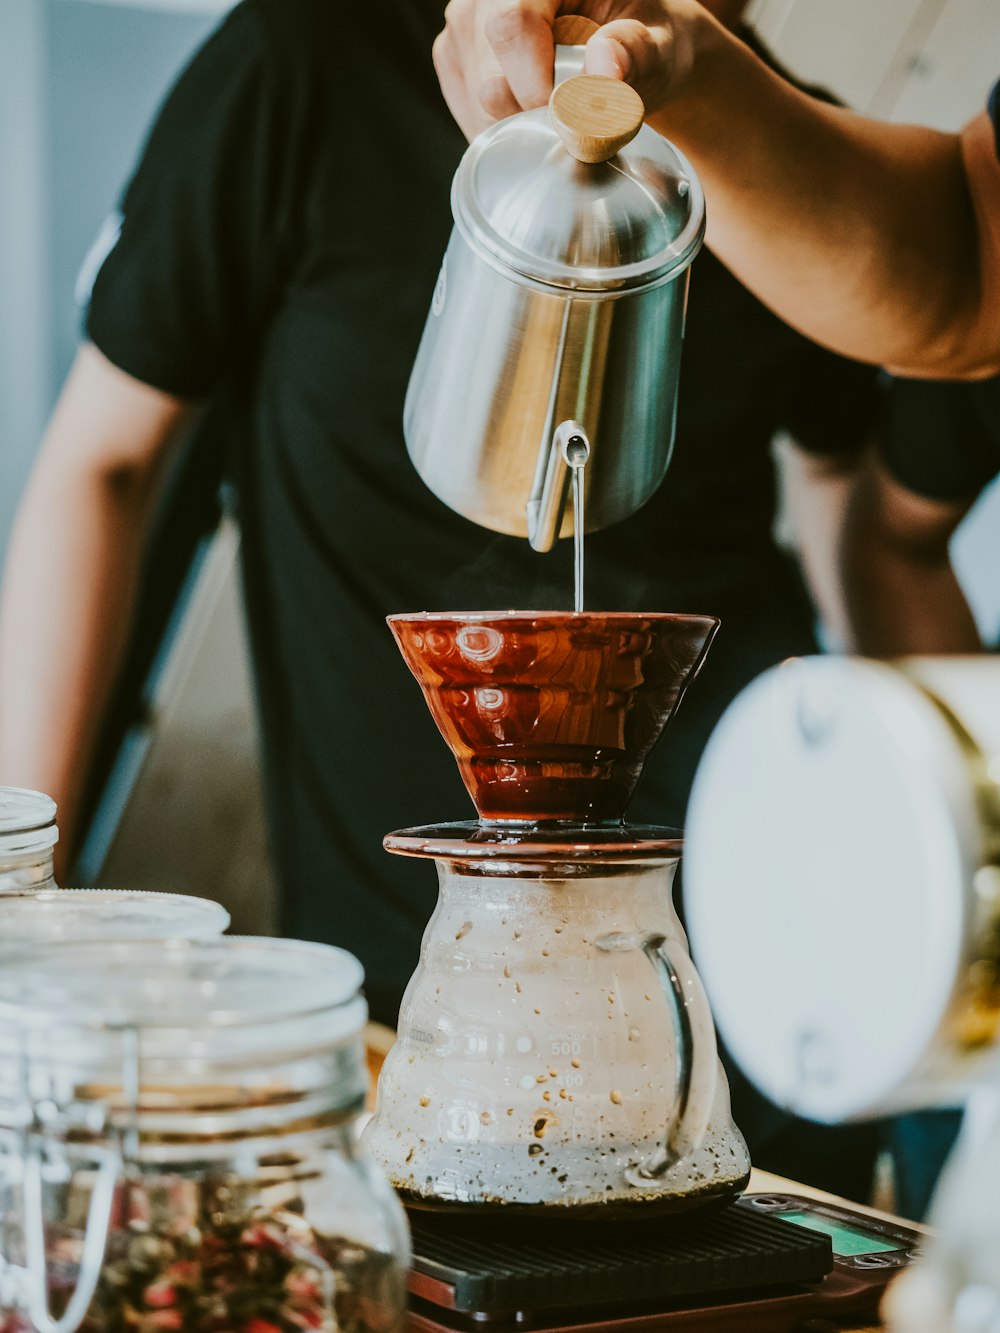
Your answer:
[839,454,981,656]
[0,344,190,874]
[775,437,863,652]
[433,0,1000,378]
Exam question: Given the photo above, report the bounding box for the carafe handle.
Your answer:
[598,930,717,1180]
[23,1131,120,1333]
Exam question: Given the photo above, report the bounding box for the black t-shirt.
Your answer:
[87,0,879,1021]
[879,373,1000,502]
[878,82,1000,503]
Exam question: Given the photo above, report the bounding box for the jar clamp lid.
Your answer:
[0,889,230,944]
[0,937,369,1148]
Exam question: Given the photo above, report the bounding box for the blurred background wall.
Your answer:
[0,0,998,929]
[0,0,269,927]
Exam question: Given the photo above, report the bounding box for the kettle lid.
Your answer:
[452,80,705,292]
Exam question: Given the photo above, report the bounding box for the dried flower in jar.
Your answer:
[2,1174,399,1333]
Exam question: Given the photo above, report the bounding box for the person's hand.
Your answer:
[433,0,704,141]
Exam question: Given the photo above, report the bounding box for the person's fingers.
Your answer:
[472,7,514,122]
[437,0,505,139]
[434,0,692,139]
[483,0,561,111]
[583,28,633,80]
[433,28,482,141]
[585,14,691,112]
[438,0,540,131]
[479,74,525,123]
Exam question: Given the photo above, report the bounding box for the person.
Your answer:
[0,0,880,1198]
[433,0,1000,1216]
[434,0,1000,379]
[839,369,1000,1219]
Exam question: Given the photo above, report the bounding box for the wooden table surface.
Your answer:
[365,1024,915,1331]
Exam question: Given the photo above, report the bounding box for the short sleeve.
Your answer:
[85,1,287,398]
[779,338,882,459]
[878,375,1000,501]
[989,78,1000,159]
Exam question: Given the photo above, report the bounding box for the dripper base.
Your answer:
[384,819,684,864]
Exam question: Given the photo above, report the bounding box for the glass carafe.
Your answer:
[365,826,749,1215]
[0,938,408,1333]
[0,789,58,893]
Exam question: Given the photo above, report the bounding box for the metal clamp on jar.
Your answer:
[404,17,705,551]
[0,938,409,1333]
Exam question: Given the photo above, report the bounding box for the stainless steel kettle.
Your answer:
[404,20,705,552]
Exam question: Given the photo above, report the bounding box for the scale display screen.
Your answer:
[779,1209,900,1256]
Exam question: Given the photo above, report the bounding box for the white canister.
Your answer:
[685,655,1000,1123]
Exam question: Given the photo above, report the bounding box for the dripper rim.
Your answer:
[387,610,721,626]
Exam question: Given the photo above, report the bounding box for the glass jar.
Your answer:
[0,889,230,949]
[0,789,58,893]
[0,937,408,1333]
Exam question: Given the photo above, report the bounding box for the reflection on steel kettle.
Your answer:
[403,20,705,552]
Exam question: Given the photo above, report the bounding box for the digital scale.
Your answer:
[407,1193,923,1332]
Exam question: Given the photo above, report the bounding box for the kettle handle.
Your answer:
[553,14,599,45]
[553,14,597,85]
[597,930,717,1180]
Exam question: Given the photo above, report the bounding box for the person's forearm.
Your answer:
[0,453,163,873]
[842,549,982,657]
[651,15,986,378]
[840,465,981,656]
[0,346,186,875]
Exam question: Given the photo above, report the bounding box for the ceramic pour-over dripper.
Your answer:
[388,611,719,823]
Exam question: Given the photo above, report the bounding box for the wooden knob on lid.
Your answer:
[551,14,599,45]
[549,74,645,164]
